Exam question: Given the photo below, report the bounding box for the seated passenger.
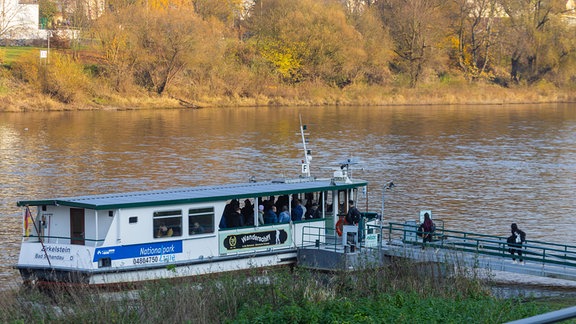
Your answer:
[191,222,205,234]
[157,224,168,237]
[278,206,290,223]
[305,202,321,219]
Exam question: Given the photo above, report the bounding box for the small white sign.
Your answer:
[40,50,47,58]
[301,163,309,174]
[365,233,378,247]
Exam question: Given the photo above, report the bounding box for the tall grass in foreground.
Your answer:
[0,260,561,323]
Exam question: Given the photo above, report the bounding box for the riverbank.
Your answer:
[1,80,575,112]
[0,264,570,323]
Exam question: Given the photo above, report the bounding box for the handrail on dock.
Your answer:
[385,221,576,268]
[300,221,576,269]
[300,222,576,323]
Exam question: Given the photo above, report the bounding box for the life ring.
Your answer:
[336,219,344,236]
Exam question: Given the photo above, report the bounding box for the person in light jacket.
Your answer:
[278,205,290,223]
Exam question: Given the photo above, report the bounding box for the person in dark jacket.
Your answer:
[225,205,244,228]
[345,200,361,225]
[420,212,435,249]
[509,223,526,264]
[305,202,321,219]
[241,199,254,226]
[264,205,278,224]
[291,199,304,221]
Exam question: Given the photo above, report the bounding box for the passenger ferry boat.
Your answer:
[15,121,376,286]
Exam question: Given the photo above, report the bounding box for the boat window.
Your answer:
[189,207,214,235]
[98,257,111,268]
[153,210,182,238]
[129,217,138,224]
[338,190,349,214]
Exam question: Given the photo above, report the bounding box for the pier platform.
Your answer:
[298,222,576,287]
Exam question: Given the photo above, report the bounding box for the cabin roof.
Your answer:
[17,178,368,210]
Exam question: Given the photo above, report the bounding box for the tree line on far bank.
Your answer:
[6,0,576,107]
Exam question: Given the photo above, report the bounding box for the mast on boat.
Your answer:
[299,114,312,178]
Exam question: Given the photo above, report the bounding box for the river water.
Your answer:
[1,104,575,289]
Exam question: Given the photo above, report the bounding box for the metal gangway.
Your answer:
[298,220,576,282]
[299,220,576,323]
[381,221,576,282]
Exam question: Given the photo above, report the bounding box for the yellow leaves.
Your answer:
[42,52,90,103]
[259,39,303,82]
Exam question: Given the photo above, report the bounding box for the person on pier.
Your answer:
[508,223,526,265]
[419,212,435,249]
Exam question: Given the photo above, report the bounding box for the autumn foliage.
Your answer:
[5,0,576,107]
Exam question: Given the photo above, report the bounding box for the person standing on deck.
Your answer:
[345,200,361,226]
[257,205,265,225]
[241,199,254,226]
[226,205,244,228]
[420,212,435,249]
[278,205,291,223]
[509,223,526,265]
[264,205,278,224]
[291,198,304,221]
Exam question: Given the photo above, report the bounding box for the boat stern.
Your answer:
[16,241,96,284]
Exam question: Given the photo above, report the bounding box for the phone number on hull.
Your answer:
[132,255,175,265]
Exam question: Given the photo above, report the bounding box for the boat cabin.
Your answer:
[16,176,368,286]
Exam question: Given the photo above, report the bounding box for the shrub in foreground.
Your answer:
[0,262,564,323]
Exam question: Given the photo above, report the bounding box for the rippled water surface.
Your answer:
[1,104,575,289]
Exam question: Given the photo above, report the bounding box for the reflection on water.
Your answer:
[1,104,575,289]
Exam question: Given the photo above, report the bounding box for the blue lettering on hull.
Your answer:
[93,241,183,262]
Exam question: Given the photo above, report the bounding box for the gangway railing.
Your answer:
[384,221,576,268]
[300,225,344,252]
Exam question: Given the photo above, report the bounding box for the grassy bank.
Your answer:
[2,80,575,113]
[0,260,570,323]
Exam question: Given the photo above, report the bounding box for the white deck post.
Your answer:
[95,210,99,247]
[253,197,259,226]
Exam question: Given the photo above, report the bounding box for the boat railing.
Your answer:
[385,221,576,268]
[23,234,105,247]
[300,225,343,252]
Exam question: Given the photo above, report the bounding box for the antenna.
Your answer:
[337,157,362,179]
[299,114,312,177]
